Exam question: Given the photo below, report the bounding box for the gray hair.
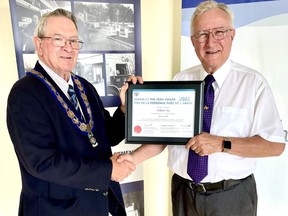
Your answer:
[190,0,234,36]
[35,8,78,37]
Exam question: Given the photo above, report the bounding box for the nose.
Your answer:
[62,40,73,51]
[206,32,216,45]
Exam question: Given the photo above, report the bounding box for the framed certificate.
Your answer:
[125,81,204,144]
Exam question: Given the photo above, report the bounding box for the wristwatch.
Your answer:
[222,137,231,152]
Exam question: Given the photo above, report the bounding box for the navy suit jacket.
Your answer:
[7,61,127,216]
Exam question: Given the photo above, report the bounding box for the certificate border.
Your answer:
[125,81,204,144]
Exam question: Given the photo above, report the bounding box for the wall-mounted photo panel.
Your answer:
[9,0,142,107]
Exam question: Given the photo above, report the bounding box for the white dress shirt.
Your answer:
[38,60,72,96]
[38,60,85,117]
[167,59,285,183]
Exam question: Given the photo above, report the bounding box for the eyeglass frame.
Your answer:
[192,28,234,43]
[38,35,84,50]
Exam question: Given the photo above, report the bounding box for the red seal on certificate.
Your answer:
[134,125,142,133]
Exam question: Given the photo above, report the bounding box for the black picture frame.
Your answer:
[9,0,142,107]
[125,81,204,144]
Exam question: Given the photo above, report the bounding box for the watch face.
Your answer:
[223,140,231,150]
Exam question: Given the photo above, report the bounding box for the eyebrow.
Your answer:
[198,27,225,33]
[52,34,79,39]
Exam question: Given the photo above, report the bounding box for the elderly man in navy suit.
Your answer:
[7,8,140,216]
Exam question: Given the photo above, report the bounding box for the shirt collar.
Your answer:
[206,59,232,90]
[38,60,73,97]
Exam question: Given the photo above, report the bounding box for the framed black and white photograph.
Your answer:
[121,180,144,216]
[9,0,142,107]
[125,81,204,144]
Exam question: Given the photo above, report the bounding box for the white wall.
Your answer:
[0,0,22,215]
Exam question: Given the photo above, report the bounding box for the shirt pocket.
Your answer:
[213,106,249,136]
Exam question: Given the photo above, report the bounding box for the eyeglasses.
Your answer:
[39,35,84,50]
[193,28,233,43]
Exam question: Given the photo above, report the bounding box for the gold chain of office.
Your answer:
[27,69,98,147]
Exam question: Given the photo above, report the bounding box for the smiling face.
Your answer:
[34,16,79,81]
[191,8,235,73]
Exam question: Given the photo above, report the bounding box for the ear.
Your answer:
[33,36,42,55]
[231,29,236,40]
[190,36,195,47]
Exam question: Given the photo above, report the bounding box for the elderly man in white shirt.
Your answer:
[117,1,285,216]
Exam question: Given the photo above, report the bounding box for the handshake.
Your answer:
[110,151,136,182]
[109,144,166,182]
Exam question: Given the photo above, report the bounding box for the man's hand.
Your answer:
[116,152,135,165]
[119,75,144,113]
[185,132,223,156]
[110,153,136,182]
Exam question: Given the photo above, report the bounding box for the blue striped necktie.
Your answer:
[187,74,215,183]
[68,85,82,116]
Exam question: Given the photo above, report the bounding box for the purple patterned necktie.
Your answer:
[187,74,215,183]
